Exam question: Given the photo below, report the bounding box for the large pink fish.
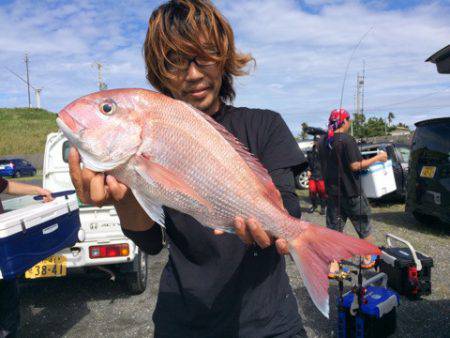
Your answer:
[57,88,380,317]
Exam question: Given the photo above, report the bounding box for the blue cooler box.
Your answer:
[340,283,399,338]
[0,198,80,280]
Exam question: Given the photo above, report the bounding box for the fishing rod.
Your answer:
[339,27,373,109]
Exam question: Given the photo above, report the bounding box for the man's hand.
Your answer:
[376,150,388,162]
[68,147,128,206]
[38,188,54,203]
[307,170,311,178]
[214,217,289,255]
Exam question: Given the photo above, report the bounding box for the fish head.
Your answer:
[57,89,145,172]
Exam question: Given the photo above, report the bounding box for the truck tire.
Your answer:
[125,250,148,295]
[13,171,21,178]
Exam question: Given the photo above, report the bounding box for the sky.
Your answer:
[0,0,449,136]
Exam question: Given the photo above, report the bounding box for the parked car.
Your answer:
[360,142,411,200]
[0,158,37,178]
[405,117,450,224]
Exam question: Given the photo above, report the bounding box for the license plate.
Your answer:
[25,256,67,279]
[420,166,436,178]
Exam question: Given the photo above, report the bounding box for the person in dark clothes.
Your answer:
[306,139,327,215]
[67,1,308,337]
[317,109,387,276]
[0,178,52,338]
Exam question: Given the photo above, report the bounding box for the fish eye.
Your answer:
[99,100,117,115]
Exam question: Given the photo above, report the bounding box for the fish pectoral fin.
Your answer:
[134,157,212,211]
[131,188,166,228]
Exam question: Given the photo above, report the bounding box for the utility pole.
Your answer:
[353,63,365,137]
[93,62,108,90]
[25,53,31,108]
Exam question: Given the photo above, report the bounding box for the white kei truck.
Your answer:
[0,132,149,294]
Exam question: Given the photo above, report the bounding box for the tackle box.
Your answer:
[361,160,397,198]
[379,233,433,298]
[0,196,80,280]
[339,273,399,338]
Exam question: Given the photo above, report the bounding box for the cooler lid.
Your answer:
[342,286,399,318]
[361,160,393,175]
[0,198,79,238]
[382,247,434,267]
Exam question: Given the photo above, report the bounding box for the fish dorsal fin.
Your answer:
[184,103,284,210]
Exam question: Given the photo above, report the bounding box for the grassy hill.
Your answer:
[0,108,58,156]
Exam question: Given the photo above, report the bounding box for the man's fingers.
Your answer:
[247,218,272,248]
[106,175,128,201]
[68,147,85,199]
[275,238,289,255]
[234,217,253,245]
[90,173,108,205]
[214,229,225,235]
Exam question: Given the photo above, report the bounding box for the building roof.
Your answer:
[426,45,450,74]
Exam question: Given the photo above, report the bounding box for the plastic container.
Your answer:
[361,160,397,198]
[0,197,80,280]
[379,233,433,298]
[339,273,399,338]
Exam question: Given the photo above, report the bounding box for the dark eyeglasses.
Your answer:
[166,51,218,73]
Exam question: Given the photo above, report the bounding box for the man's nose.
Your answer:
[185,62,204,81]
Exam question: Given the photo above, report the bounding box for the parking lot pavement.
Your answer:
[17,190,449,337]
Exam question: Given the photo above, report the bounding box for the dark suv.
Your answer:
[360,142,411,199]
[406,117,450,224]
[0,158,37,178]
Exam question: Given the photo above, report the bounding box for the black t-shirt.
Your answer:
[317,133,362,197]
[306,146,323,180]
[125,104,307,338]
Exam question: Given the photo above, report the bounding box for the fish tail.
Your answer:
[287,223,380,318]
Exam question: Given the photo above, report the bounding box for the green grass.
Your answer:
[0,108,58,156]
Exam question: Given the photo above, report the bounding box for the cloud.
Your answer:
[0,0,449,137]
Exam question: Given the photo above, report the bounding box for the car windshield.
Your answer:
[0,160,12,165]
[413,121,450,163]
[397,146,410,163]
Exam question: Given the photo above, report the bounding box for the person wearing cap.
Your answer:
[0,177,53,338]
[317,109,387,276]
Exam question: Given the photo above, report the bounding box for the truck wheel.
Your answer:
[13,171,21,178]
[125,250,148,295]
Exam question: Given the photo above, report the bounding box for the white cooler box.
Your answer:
[361,160,397,198]
[0,198,80,280]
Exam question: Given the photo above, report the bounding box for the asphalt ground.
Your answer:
[9,189,450,337]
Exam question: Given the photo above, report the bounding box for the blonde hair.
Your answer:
[143,0,254,102]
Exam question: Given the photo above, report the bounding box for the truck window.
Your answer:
[62,141,70,163]
[413,122,450,163]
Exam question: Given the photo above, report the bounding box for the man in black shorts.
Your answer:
[68,1,308,337]
[318,109,387,275]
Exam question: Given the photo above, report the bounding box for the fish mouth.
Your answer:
[56,117,124,172]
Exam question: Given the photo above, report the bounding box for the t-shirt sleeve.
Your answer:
[0,178,8,193]
[121,224,164,255]
[269,168,301,219]
[345,136,362,164]
[260,112,307,175]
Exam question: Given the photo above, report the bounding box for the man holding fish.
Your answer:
[64,1,379,337]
